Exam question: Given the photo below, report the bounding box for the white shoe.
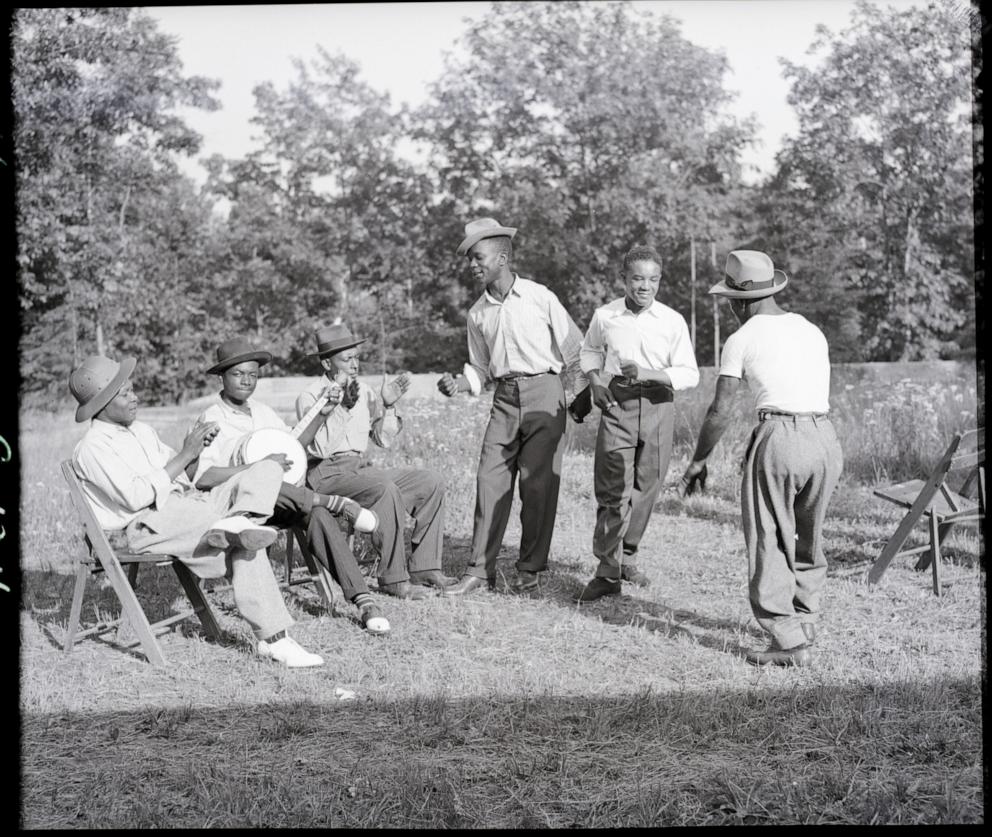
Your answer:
[257,635,324,668]
[359,603,390,636]
[205,516,279,551]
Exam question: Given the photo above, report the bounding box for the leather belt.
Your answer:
[495,370,554,383]
[758,410,828,422]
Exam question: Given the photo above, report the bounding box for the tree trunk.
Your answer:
[689,235,696,348]
[711,241,720,367]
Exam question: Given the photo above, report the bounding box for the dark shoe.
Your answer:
[377,580,432,600]
[441,575,493,597]
[745,643,812,667]
[801,623,816,645]
[510,570,540,593]
[576,577,621,602]
[620,565,650,587]
[409,569,458,589]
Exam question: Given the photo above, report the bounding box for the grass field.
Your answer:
[18,362,984,827]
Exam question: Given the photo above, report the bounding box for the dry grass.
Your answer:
[18,362,984,827]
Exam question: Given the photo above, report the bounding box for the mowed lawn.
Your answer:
[18,363,984,827]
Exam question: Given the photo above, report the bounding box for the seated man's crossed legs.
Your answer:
[308,456,454,599]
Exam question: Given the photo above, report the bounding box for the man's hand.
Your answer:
[181,421,219,458]
[263,452,293,472]
[381,371,411,407]
[437,372,460,398]
[590,382,616,412]
[319,381,344,414]
[619,359,644,382]
[676,461,708,498]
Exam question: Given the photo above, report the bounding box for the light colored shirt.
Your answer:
[718,312,831,413]
[296,376,382,459]
[462,275,585,396]
[579,298,700,391]
[72,419,192,530]
[190,395,288,485]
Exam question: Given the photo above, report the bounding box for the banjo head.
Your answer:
[237,428,307,486]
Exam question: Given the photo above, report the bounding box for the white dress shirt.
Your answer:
[72,419,192,530]
[191,396,288,485]
[579,297,700,391]
[463,275,585,395]
[296,375,381,459]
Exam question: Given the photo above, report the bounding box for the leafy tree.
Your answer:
[760,0,974,361]
[415,0,754,340]
[13,7,219,397]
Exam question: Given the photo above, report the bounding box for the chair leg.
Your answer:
[930,514,942,596]
[95,552,168,666]
[63,565,90,654]
[868,506,922,584]
[283,529,294,586]
[171,560,223,641]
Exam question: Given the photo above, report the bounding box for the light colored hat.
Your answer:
[308,323,366,358]
[456,217,517,256]
[709,250,789,299]
[205,338,272,375]
[69,355,137,423]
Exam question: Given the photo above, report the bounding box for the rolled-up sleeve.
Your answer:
[666,317,700,391]
[464,318,491,396]
[547,295,586,392]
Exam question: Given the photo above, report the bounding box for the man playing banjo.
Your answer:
[296,323,454,599]
[190,338,391,636]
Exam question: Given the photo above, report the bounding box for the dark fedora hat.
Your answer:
[308,323,366,358]
[205,338,273,375]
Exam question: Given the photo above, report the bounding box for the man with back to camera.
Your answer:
[678,250,843,667]
[437,216,585,596]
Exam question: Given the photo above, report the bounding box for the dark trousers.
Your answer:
[465,373,566,579]
[593,378,674,578]
[270,482,369,601]
[306,456,445,585]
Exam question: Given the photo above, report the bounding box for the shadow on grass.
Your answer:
[19,678,983,828]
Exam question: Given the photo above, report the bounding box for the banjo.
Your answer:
[232,388,335,486]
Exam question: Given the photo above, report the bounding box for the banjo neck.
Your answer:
[289,392,331,440]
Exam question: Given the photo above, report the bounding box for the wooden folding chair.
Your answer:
[867,428,985,595]
[61,461,223,666]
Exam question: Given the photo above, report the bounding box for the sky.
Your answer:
[146,0,926,185]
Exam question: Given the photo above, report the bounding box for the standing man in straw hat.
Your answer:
[575,245,699,603]
[190,338,390,636]
[297,323,453,600]
[437,217,585,596]
[69,354,325,667]
[678,250,843,667]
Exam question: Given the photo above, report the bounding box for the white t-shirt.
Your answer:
[718,312,831,413]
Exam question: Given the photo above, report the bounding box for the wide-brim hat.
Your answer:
[708,249,789,299]
[70,355,137,423]
[205,338,272,375]
[456,216,518,256]
[308,323,366,358]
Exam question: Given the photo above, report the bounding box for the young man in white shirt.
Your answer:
[192,338,390,636]
[69,354,325,667]
[437,217,586,596]
[679,250,843,667]
[576,245,699,602]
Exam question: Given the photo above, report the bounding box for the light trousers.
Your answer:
[741,416,843,650]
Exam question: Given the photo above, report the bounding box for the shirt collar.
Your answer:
[620,298,661,317]
[89,417,135,436]
[483,274,522,305]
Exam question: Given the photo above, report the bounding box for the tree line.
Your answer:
[13,1,976,405]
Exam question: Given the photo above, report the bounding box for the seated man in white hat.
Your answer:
[678,250,843,667]
[190,338,390,636]
[69,354,325,667]
[296,323,453,600]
